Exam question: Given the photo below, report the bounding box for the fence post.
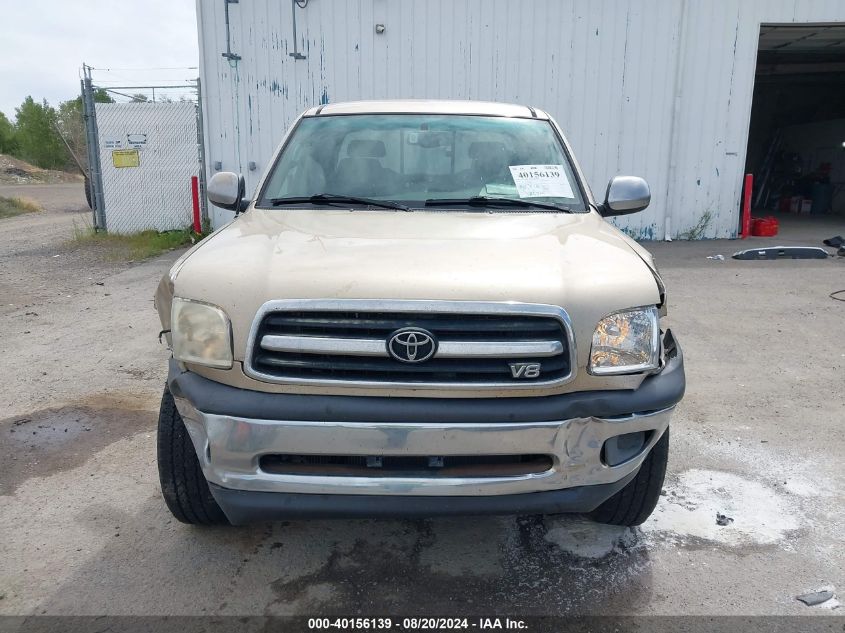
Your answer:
[81,66,107,231]
[195,77,209,228]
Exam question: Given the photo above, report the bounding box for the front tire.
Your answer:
[157,385,228,525]
[588,427,669,527]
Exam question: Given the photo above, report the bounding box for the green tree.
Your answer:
[0,111,18,154]
[14,97,65,169]
[56,89,113,172]
[93,88,113,104]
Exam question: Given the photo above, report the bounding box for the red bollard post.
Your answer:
[741,173,753,239]
[191,175,202,234]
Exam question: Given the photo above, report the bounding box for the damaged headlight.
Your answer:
[171,298,233,369]
[589,306,660,375]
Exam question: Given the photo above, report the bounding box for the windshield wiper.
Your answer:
[269,193,410,211]
[424,196,572,212]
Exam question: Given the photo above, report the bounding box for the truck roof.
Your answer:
[304,99,549,120]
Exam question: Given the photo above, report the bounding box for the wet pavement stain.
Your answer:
[266,515,653,615]
[0,401,154,494]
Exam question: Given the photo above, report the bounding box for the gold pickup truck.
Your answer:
[154,100,684,526]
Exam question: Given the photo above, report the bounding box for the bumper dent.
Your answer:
[175,394,673,497]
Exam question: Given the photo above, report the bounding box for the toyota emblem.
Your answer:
[387,328,437,363]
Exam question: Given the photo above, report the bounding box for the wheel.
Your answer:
[588,427,669,527]
[157,385,229,525]
[83,175,93,210]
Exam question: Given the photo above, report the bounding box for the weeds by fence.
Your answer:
[70,218,204,261]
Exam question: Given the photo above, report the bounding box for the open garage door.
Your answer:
[745,24,845,229]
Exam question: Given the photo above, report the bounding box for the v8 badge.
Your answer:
[509,362,541,379]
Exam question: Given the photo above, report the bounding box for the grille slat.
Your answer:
[248,306,572,386]
[264,313,562,337]
[256,353,569,374]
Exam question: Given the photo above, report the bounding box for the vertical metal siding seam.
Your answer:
[723,2,744,237]
[336,0,344,100]
[605,1,620,191]
[699,0,719,233]
[542,1,553,115]
[447,0,456,100]
[506,0,514,101]
[398,0,406,97]
[511,0,518,100]
[616,5,631,174]
[662,0,689,240]
[524,0,535,103]
[575,1,590,184]
[644,0,661,237]
[712,0,734,233]
[627,1,645,237]
[579,0,590,181]
[602,1,619,200]
[700,0,719,234]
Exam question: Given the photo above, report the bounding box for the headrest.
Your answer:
[347,140,386,158]
[468,141,508,159]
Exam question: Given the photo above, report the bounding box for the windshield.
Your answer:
[257,114,587,211]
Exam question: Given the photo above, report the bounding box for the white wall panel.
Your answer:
[197,0,845,237]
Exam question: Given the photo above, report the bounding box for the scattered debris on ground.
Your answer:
[796,590,833,606]
[715,512,734,526]
[796,587,838,609]
[0,154,82,185]
[732,246,830,260]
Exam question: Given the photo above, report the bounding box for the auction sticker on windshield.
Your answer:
[509,164,574,198]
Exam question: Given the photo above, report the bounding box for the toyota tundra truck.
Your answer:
[155,100,685,526]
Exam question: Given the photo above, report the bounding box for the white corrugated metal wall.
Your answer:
[196,0,845,238]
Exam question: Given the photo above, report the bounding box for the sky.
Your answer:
[0,0,199,119]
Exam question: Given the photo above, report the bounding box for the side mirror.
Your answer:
[600,176,650,217]
[207,171,248,213]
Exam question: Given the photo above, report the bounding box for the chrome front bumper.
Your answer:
[173,394,673,497]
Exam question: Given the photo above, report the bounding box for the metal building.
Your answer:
[196,0,845,238]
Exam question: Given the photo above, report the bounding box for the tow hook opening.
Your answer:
[602,430,653,467]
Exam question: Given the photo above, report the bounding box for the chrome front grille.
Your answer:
[244,300,576,389]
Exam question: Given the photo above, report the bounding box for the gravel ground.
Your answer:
[1,184,844,618]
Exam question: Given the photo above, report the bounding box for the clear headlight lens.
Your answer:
[589,306,660,375]
[171,298,233,369]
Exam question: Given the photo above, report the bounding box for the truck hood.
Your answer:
[173,208,660,363]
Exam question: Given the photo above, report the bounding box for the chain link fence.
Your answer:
[81,66,207,234]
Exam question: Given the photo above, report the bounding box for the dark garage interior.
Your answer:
[745,24,845,223]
